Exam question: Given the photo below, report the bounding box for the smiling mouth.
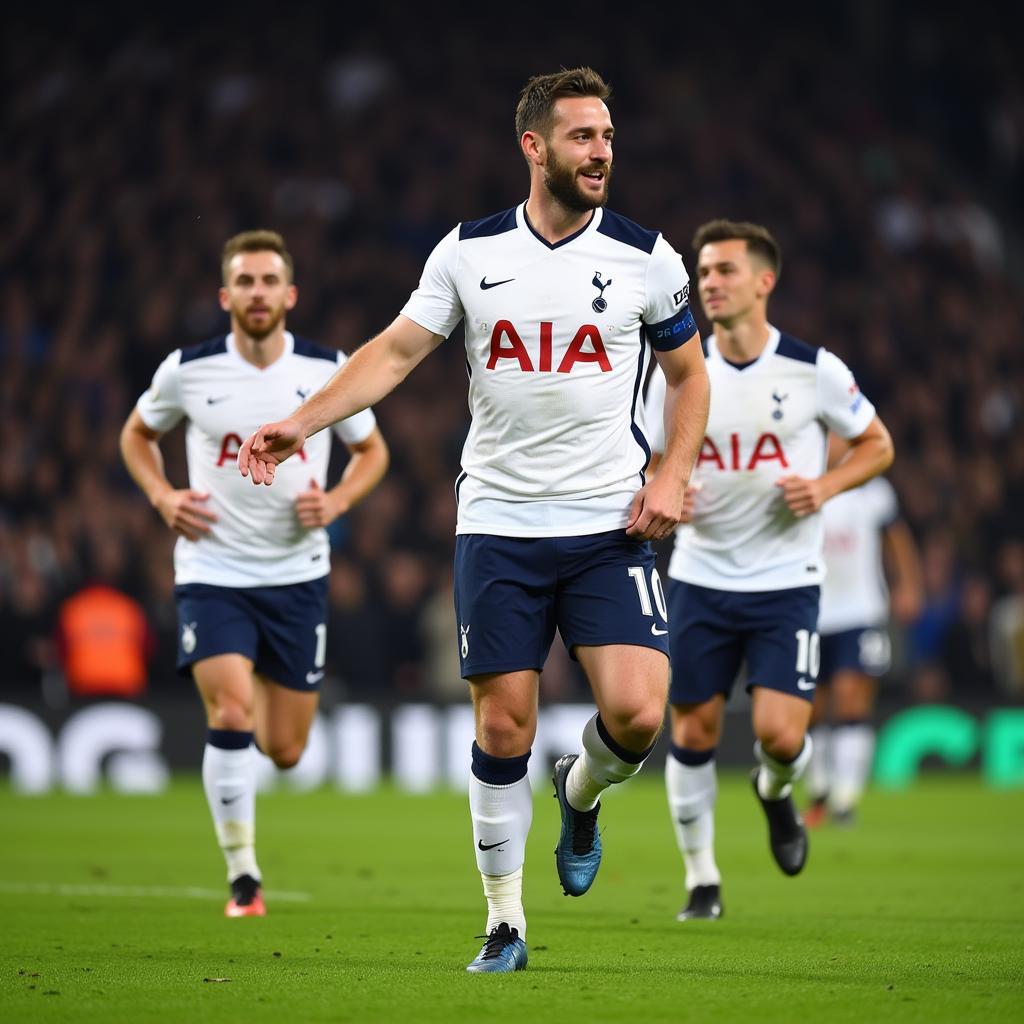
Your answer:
[580,167,607,184]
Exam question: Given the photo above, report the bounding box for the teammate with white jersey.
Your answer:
[237,68,710,972]
[120,230,388,917]
[805,458,922,825]
[644,219,893,921]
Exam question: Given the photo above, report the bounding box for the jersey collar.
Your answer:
[518,202,601,250]
[708,325,780,372]
[225,330,294,371]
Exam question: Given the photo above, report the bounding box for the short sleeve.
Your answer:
[643,235,697,352]
[136,350,185,433]
[816,349,876,439]
[329,351,378,444]
[643,364,668,455]
[399,225,465,339]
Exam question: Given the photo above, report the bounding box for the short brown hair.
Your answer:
[221,230,294,284]
[692,219,782,277]
[515,67,611,143]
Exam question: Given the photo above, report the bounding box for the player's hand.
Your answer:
[295,479,343,528]
[626,474,686,541]
[776,475,829,517]
[238,418,306,486]
[154,488,218,541]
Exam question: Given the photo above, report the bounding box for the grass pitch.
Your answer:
[1,774,1022,1023]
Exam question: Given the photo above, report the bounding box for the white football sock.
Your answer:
[202,739,260,883]
[806,725,831,801]
[481,868,525,938]
[665,753,721,890]
[469,771,533,937]
[566,713,650,811]
[830,724,875,813]
[755,735,813,800]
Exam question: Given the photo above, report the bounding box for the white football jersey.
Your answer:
[818,477,899,633]
[136,331,376,588]
[401,203,695,537]
[645,327,876,591]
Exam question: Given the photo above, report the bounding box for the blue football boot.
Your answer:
[552,753,602,896]
[466,923,528,973]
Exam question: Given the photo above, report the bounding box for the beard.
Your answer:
[235,302,286,340]
[543,152,612,213]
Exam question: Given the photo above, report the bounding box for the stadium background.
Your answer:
[2,2,1022,793]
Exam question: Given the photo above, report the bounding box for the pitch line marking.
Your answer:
[0,881,311,902]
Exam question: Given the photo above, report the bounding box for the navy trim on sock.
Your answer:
[207,728,253,750]
[670,743,715,766]
[471,741,530,785]
[595,715,655,765]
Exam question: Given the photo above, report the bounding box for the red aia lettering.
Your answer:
[216,433,306,466]
[696,433,789,470]
[486,321,610,373]
[217,433,243,466]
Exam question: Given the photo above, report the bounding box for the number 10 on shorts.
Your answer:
[628,566,668,622]
[795,628,820,678]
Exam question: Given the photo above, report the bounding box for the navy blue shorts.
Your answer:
[453,530,670,678]
[667,581,821,704]
[175,577,329,692]
[819,626,891,681]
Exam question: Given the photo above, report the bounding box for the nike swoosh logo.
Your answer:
[480,277,515,290]
[297,388,311,401]
[678,816,698,826]
[651,624,669,636]
[220,794,243,805]
[797,678,816,691]
[477,838,510,851]
[206,395,230,405]
[306,670,325,685]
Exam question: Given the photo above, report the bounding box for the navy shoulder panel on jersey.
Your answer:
[596,210,659,254]
[292,336,340,363]
[776,333,820,365]
[459,208,519,241]
[179,335,228,364]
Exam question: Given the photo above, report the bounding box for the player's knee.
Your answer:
[672,707,721,750]
[206,699,253,734]
[757,724,806,763]
[265,741,305,769]
[603,705,663,750]
[476,710,535,757]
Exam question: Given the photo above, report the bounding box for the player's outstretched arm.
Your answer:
[239,316,443,486]
[778,415,895,517]
[627,332,709,540]
[120,408,218,540]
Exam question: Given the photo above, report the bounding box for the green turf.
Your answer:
[1,774,1022,1023]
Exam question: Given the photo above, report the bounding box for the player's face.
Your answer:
[542,96,614,213]
[696,240,772,326]
[219,251,297,340]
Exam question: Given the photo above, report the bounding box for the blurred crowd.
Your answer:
[2,6,1022,706]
